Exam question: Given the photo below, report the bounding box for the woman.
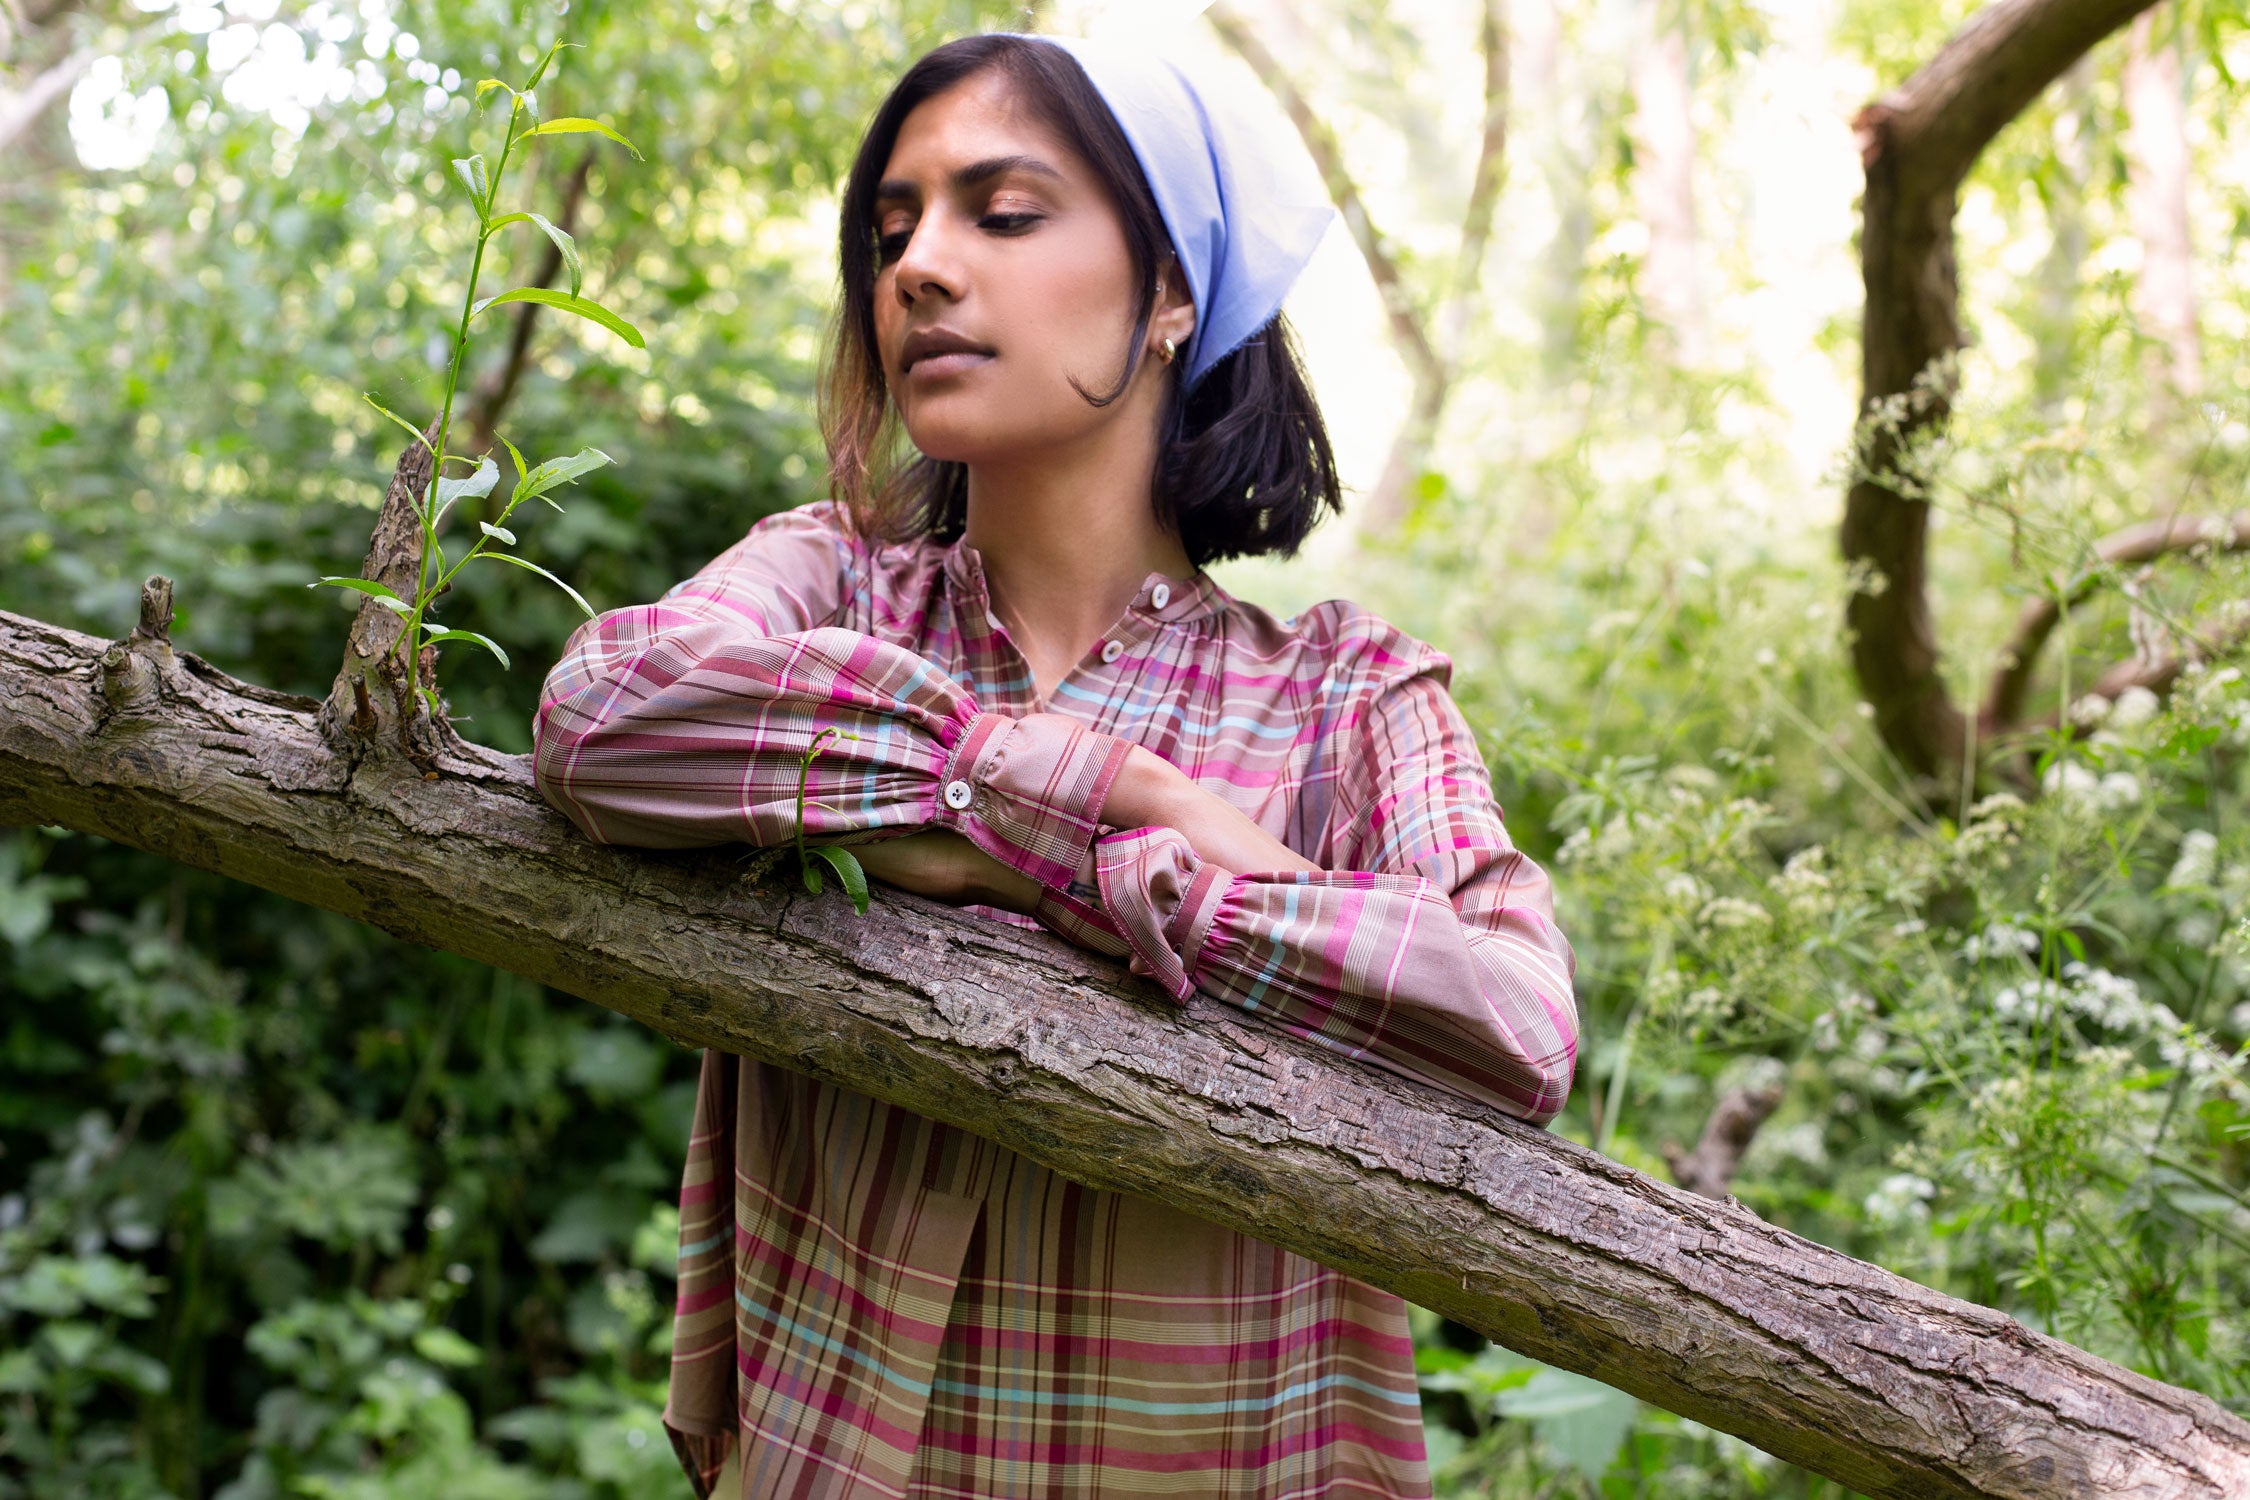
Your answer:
[533,31,1578,1499]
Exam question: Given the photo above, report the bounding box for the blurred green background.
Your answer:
[3,0,2247,1494]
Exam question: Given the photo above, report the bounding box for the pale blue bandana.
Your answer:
[1028,34,1336,388]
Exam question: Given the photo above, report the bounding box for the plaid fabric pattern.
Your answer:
[533,502,1579,1498]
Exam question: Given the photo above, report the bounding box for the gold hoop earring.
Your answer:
[1159,337,1177,365]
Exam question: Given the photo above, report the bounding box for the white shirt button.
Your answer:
[1099,639,1124,664]
[1150,583,1171,609]
[942,779,974,810]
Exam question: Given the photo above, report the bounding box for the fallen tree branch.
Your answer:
[4,591,2248,1498]
[1842,0,2162,782]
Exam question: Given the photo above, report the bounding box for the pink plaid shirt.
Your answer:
[534,501,1577,1498]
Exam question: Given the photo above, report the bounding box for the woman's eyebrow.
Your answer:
[875,154,1064,203]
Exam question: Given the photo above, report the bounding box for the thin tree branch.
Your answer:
[1205,2,1443,393]
[1442,0,1508,359]
[1662,1080,1784,1201]
[0,40,90,155]
[1983,511,2250,729]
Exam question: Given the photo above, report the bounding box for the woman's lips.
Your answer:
[903,350,993,381]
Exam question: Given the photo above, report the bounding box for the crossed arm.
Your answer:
[531,504,1577,1124]
[852,741,1316,912]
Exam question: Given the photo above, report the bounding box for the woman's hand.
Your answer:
[1103,744,1320,877]
[855,738,1313,915]
[850,831,1042,913]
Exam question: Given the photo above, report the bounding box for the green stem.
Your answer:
[400,86,530,703]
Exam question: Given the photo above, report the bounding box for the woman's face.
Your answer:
[870,68,1188,466]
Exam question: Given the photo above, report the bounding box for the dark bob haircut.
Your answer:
[819,33,1343,568]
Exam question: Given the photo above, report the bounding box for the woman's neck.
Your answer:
[961,427,1193,702]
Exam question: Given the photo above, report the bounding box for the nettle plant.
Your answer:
[313,40,642,714]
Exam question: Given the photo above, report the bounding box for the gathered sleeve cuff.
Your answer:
[1029,660,1580,1127]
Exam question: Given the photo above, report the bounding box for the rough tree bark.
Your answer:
[6,576,2250,1497]
[1843,0,2163,783]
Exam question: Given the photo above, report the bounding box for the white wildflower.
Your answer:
[1698,896,1773,931]
[2041,760,2099,803]
[2167,830,2219,892]
[2109,685,2162,728]
[1968,792,2028,823]
[1992,978,2064,1023]
[2060,963,2152,1033]
[1864,1173,1936,1229]
[1809,1010,1840,1053]
[1745,1120,1827,1173]
[1962,924,2039,963]
[1662,873,1710,907]
[2095,772,2144,811]
[1778,847,1832,916]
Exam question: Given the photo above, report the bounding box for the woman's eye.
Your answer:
[875,229,912,263]
[980,212,1041,234]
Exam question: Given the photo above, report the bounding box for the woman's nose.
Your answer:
[891,215,962,306]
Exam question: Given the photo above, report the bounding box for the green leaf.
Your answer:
[412,1327,484,1368]
[497,432,529,490]
[522,39,575,93]
[800,860,823,895]
[484,211,531,234]
[452,153,490,208]
[470,287,644,349]
[475,551,596,619]
[421,628,509,669]
[310,576,403,603]
[808,845,870,916]
[475,78,508,101]
[364,395,433,453]
[478,520,516,545]
[434,455,499,520]
[373,595,416,617]
[522,211,583,298]
[512,446,613,508]
[1496,1369,1638,1481]
[515,116,641,159]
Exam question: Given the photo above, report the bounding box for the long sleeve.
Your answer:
[1048,661,1579,1125]
[531,503,1134,891]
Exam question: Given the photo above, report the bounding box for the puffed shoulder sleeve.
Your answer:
[531,501,1134,891]
[1052,647,1579,1124]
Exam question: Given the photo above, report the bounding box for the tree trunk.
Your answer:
[1842,0,2163,784]
[4,593,2249,1499]
[2032,60,2095,415]
[1630,0,1705,364]
[2122,5,2200,407]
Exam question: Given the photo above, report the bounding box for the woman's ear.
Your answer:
[1151,259,1196,366]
